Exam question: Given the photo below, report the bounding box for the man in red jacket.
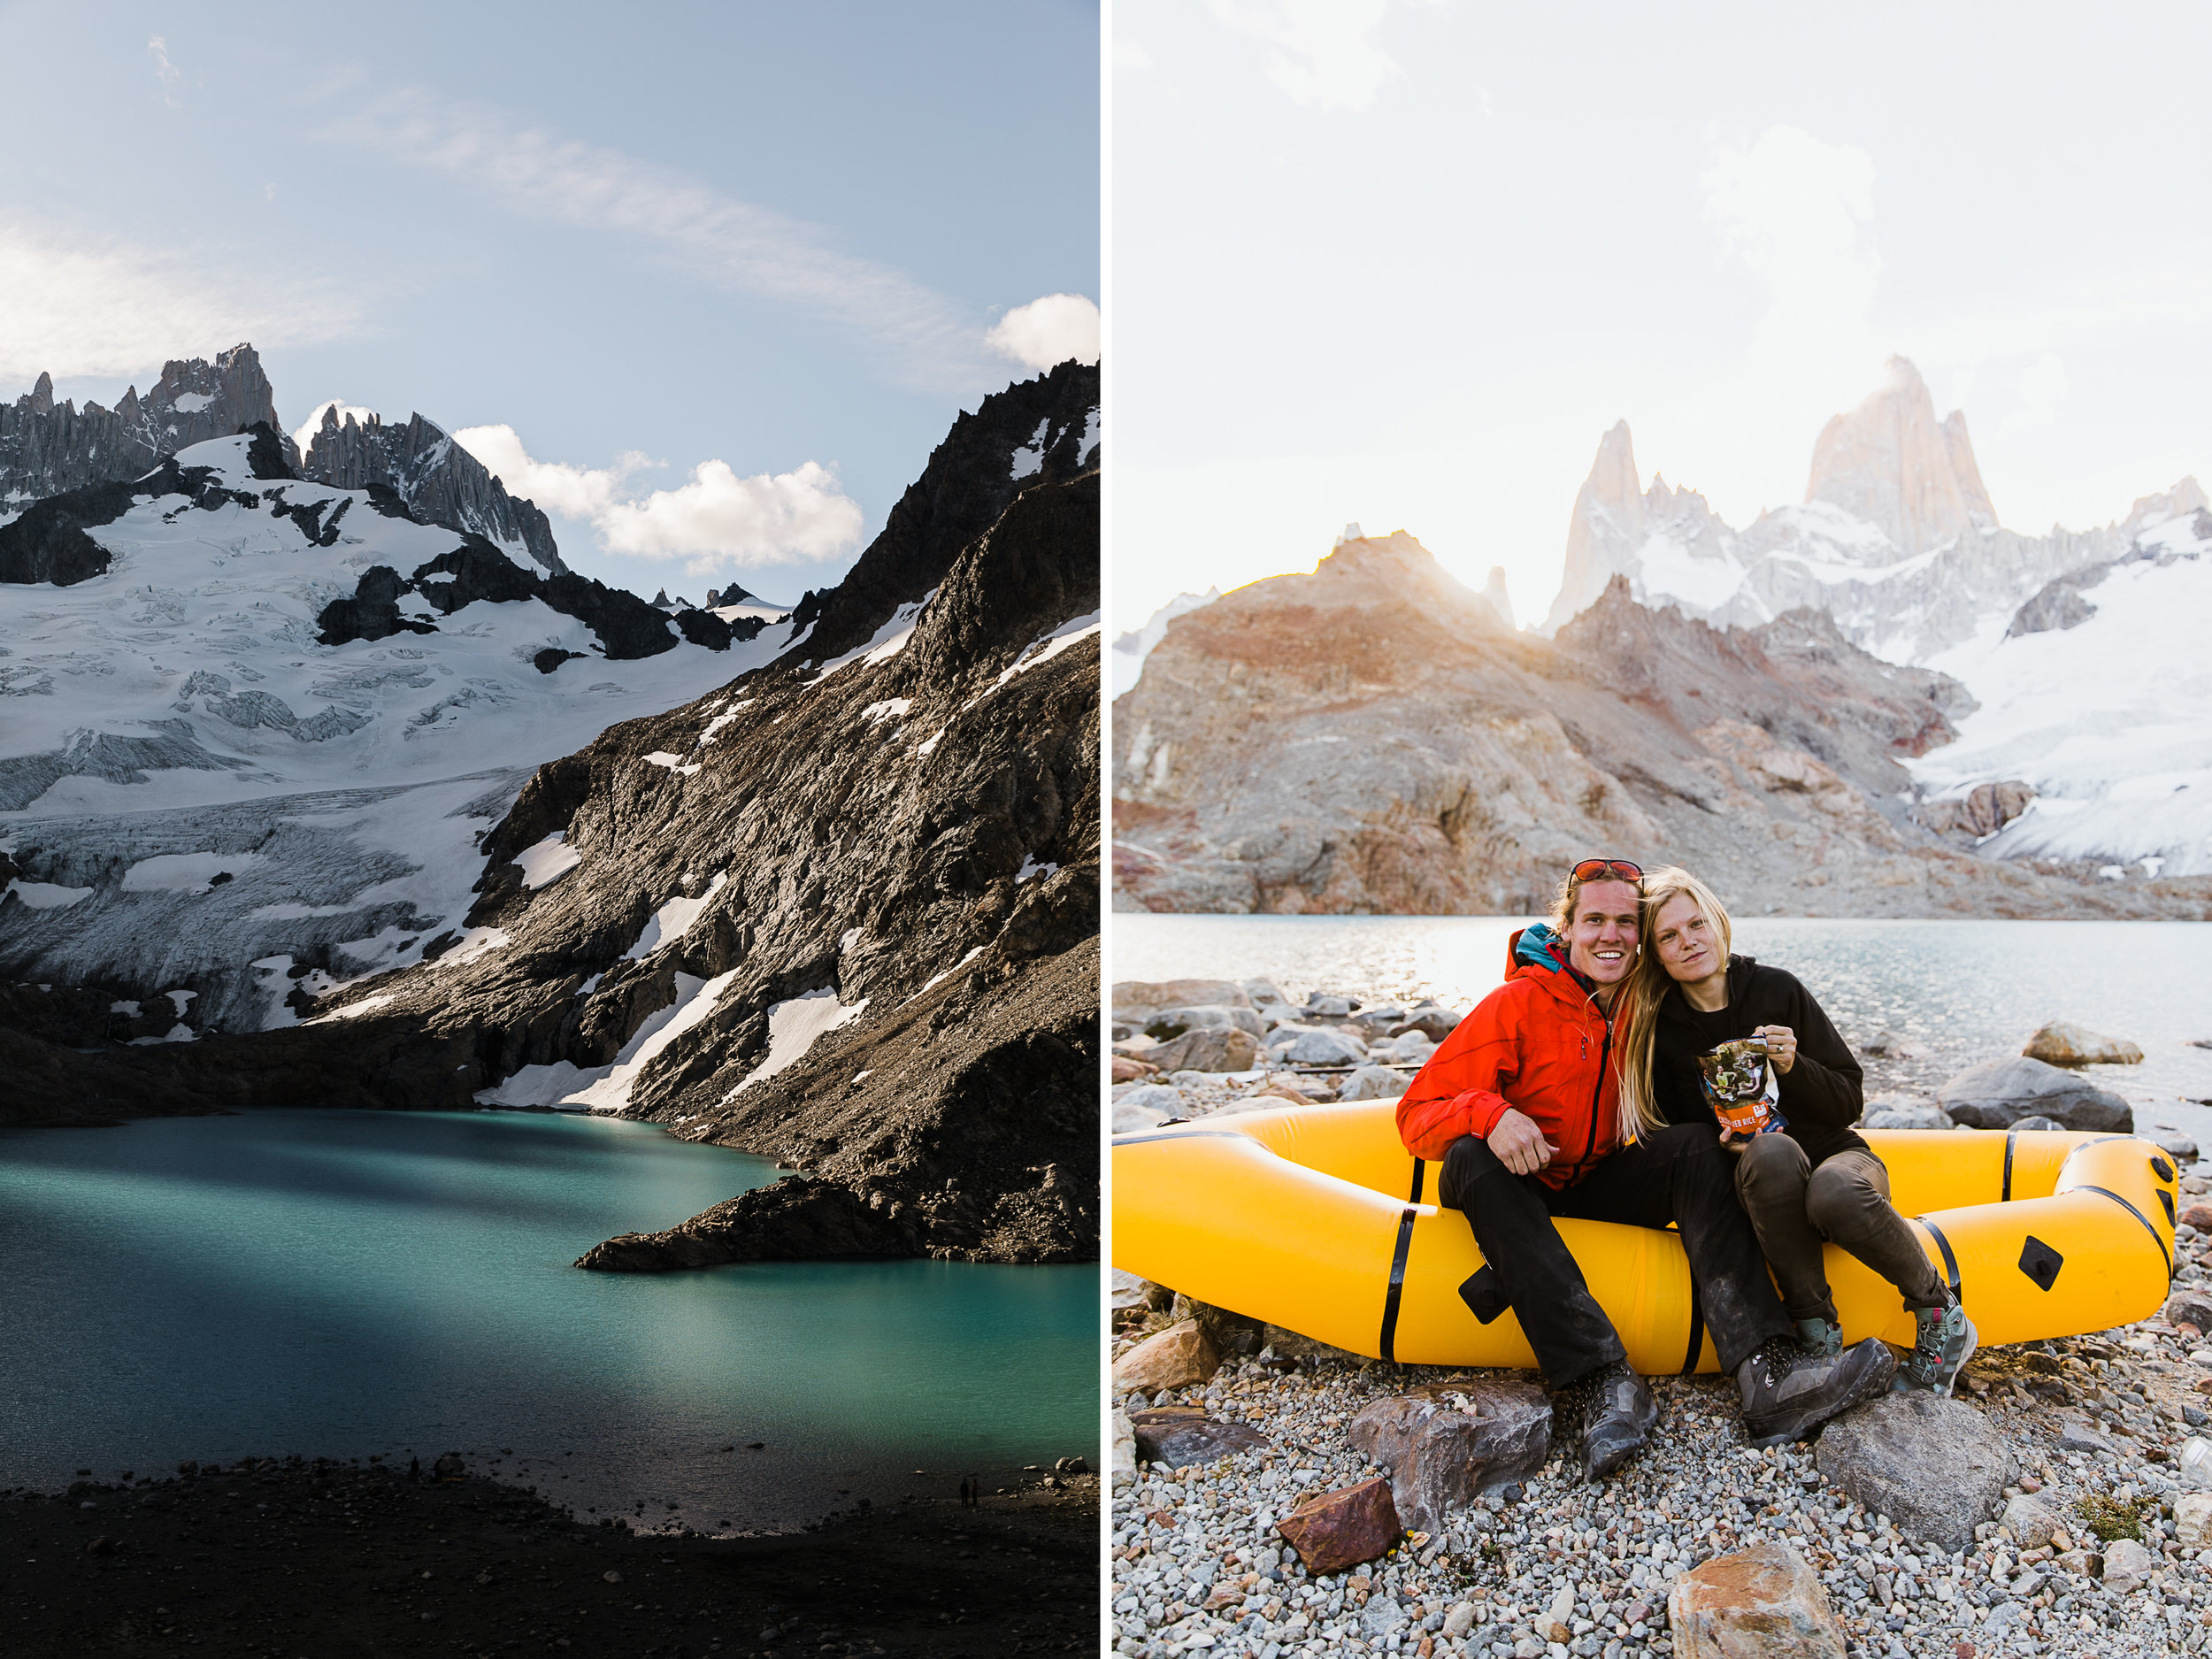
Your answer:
[1397,860,1893,1479]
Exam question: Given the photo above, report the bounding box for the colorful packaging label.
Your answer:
[1699,1036,1786,1139]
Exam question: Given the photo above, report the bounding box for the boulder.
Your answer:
[1240,979,1289,1006]
[1112,1086,1183,1133]
[1392,1005,1465,1043]
[1110,1319,1219,1394]
[2001,1494,2059,1548]
[1860,1097,1952,1131]
[2176,1492,2212,1549]
[1261,1324,1363,1365]
[1666,1543,1845,1659]
[1345,1381,1552,1532]
[1303,995,1356,1018]
[1336,1064,1408,1102]
[2168,1291,2212,1331]
[1275,1477,1401,1575]
[1110,1055,1158,1084]
[1935,1056,2133,1133]
[1144,1003,1265,1040]
[1381,1031,1437,1064]
[1110,1268,1166,1312]
[2024,1020,2145,1067]
[1171,1292,1265,1358]
[2157,1131,2200,1162]
[2183,1203,2212,1233]
[1145,1026,1261,1073]
[2101,1536,2158,1594]
[1129,1408,1270,1466]
[1814,1394,2015,1552]
[1112,979,1253,1022]
[1267,1025,1369,1065]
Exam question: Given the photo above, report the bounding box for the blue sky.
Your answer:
[1115,1,2212,626]
[0,0,1099,603]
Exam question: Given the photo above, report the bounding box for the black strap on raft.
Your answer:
[1379,1204,1418,1362]
[1680,1277,1705,1374]
[2078,1185,2172,1278]
[1409,1158,1425,1204]
[2002,1132,2017,1202]
[1920,1217,1963,1297]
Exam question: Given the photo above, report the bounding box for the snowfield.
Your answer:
[0,434,793,1026]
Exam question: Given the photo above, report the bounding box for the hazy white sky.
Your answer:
[1112,1,2212,631]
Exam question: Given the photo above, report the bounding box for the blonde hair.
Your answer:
[1617,865,1736,1139]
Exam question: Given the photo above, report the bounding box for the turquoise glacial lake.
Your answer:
[0,1109,1097,1531]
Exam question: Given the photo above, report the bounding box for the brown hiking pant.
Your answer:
[1733,1136,1946,1323]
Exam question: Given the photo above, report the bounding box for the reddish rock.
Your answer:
[2023,1019,2144,1067]
[1111,1055,1160,1083]
[2181,1205,2212,1233]
[1275,1478,1402,1575]
[1668,1542,1846,1658]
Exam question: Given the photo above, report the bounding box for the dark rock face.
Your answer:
[0,344,292,504]
[0,475,139,584]
[780,359,1098,672]
[302,406,565,575]
[6,365,1102,1271]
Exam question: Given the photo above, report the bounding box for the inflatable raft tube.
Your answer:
[1112,1102,2178,1371]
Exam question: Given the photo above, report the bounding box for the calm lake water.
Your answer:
[1114,915,2212,1133]
[0,1109,1096,1531]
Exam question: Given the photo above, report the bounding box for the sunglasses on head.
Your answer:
[1570,858,1643,884]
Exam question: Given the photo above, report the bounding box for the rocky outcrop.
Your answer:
[0,345,290,504]
[302,406,564,575]
[1113,537,2212,920]
[1805,357,1997,554]
[4,367,1102,1270]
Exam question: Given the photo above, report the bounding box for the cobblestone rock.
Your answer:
[1815,1393,2015,1553]
[1668,1541,1846,1658]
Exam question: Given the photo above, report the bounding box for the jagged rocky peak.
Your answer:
[1480,565,1515,629]
[1804,355,1997,554]
[1,342,295,504]
[302,405,565,576]
[1545,421,1738,633]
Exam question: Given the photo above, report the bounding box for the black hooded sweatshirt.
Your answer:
[1651,954,1868,1168]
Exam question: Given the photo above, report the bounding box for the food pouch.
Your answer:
[1698,1036,1786,1138]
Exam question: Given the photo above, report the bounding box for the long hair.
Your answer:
[1617,864,1736,1140]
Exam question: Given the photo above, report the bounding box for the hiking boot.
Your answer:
[1795,1317,1841,1359]
[1893,1292,1978,1396]
[1736,1333,1894,1448]
[1554,1359,1657,1482]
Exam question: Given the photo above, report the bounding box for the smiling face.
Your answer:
[1566,878,1640,987]
[1650,890,1724,988]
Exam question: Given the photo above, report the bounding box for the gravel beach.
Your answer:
[1111,979,2212,1658]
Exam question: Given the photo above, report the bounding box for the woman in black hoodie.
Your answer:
[1617,865,1975,1394]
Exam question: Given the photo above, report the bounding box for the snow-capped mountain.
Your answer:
[1543,357,2187,664]
[4,362,1102,1272]
[1,344,564,581]
[0,426,786,1031]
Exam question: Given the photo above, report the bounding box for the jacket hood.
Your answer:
[1658,952,1758,1021]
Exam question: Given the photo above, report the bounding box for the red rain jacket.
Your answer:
[1394,942,1625,1189]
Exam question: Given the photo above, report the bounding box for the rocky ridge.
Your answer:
[3,363,1103,1272]
[1542,356,2200,665]
[1110,533,2212,919]
[0,344,562,578]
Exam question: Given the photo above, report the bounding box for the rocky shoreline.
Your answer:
[0,1452,1099,1656]
[1110,977,2212,1657]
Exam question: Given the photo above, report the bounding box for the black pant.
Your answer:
[1438,1123,1793,1388]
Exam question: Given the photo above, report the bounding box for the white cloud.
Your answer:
[0,221,359,387]
[316,90,993,392]
[1209,0,1402,113]
[2002,351,2070,435]
[147,35,181,105]
[292,398,383,458]
[1116,35,1157,72]
[987,294,1101,371]
[1700,124,1883,399]
[453,426,862,575]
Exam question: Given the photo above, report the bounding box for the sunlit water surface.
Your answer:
[1116,915,2212,1134]
[0,1109,1095,1531]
